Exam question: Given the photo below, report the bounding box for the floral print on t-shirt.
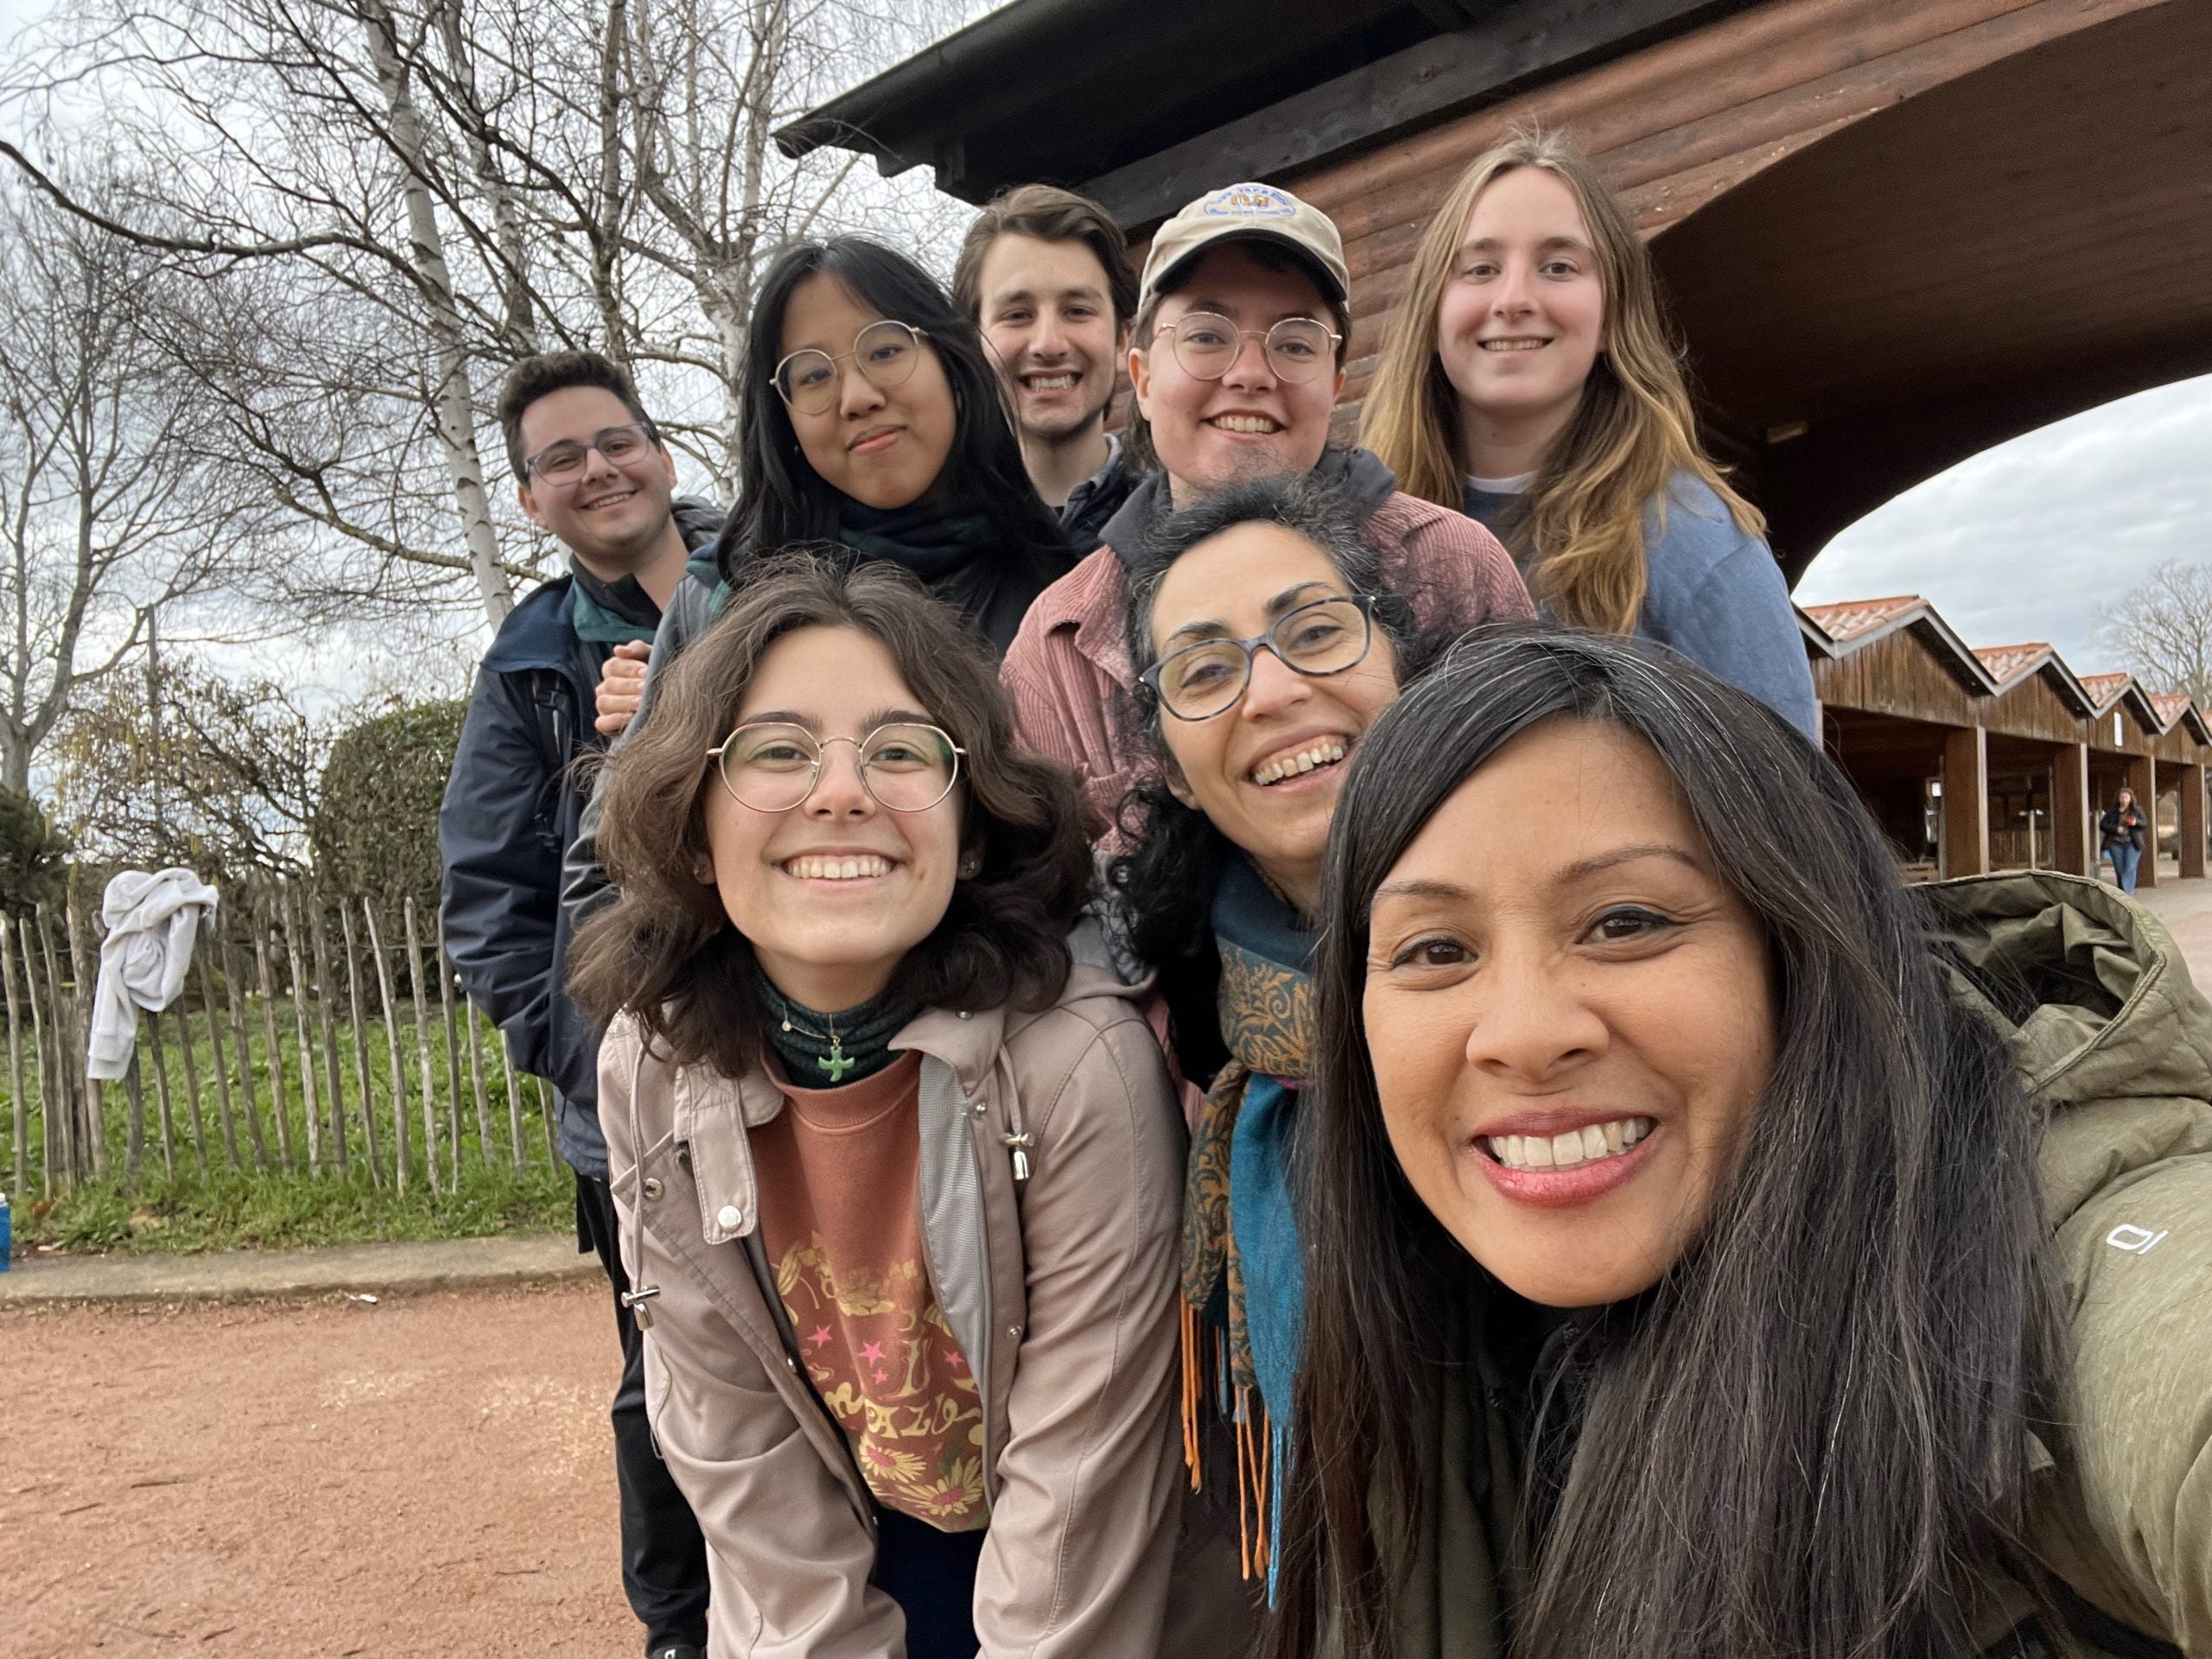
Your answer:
[775,1236,986,1530]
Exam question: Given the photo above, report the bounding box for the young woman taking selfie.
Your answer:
[1361,132,1817,738]
[1270,632,2210,1659]
[569,554,1200,1658]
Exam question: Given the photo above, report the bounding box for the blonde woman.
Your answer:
[1362,130,1817,738]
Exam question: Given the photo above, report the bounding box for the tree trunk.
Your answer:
[358,0,514,630]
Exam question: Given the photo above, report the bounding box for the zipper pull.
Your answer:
[1001,1131,1035,1183]
[620,1285,661,1328]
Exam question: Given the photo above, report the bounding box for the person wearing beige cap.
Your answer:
[1001,181,1532,823]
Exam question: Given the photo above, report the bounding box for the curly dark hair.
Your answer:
[568,549,1096,1077]
[1106,475,1439,1084]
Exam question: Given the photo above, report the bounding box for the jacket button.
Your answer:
[1007,1324,1023,1341]
[969,1100,986,1116]
[676,1146,691,1169]
[641,1178,663,1201]
[957,1010,972,1020]
[716,1204,742,1230]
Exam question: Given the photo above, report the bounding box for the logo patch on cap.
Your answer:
[1201,183,1297,219]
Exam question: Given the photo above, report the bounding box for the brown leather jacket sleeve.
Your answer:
[974,1003,1188,1656]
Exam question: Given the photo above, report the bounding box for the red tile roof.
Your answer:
[2152,693,2191,730]
[1972,643,2050,686]
[2078,672,2134,708]
[1799,594,1923,642]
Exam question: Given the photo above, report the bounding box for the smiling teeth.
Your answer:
[1026,373,1078,389]
[1249,741,1346,785]
[785,855,893,880]
[1479,339,1547,352]
[1210,414,1281,433]
[1485,1117,1652,1170]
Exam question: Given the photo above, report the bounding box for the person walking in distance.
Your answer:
[955,184,1140,547]
[439,351,715,1659]
[2101,786,2149,893]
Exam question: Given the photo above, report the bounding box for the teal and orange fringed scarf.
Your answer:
[1179,855,1314,1593]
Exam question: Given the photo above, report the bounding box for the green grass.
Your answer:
[19,1159,570,1255]
[2,990,575,1255]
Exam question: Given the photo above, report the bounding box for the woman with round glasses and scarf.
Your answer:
[1106,474,1442,1597]
[569,551,1216,1658]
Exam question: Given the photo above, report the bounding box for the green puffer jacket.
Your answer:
[1377,872,2212,1657]
[1935,873,2211,1656]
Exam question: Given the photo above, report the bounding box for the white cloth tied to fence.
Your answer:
[86,869,221,1081]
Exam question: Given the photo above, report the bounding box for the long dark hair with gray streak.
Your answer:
[1267,628,2069,1659]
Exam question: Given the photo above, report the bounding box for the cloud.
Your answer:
[1796,374,2212,671]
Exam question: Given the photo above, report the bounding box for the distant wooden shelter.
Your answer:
[1800,597,2211,883]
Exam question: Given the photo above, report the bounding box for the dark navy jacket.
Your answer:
[442,502,722,1177]
[439,575,613,1175]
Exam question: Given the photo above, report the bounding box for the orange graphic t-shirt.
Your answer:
[752,1050,986,1531]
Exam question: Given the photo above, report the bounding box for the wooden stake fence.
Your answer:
[0,884,563,1202]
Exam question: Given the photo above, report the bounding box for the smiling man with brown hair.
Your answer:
[955,184,1140,547]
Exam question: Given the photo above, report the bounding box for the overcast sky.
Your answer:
[3,0,2202,690]
[1796,373,2212,672]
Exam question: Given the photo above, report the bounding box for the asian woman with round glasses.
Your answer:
[568,550,1229,1658]
[564,238,1080,969]
[1104,474,1443,1593]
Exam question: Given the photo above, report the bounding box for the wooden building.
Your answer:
[1801,596,2212,884]
[782,0,2212,881]
[779,0,2211,584]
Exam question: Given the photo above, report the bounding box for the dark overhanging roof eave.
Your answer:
[773,0,1120,172]
[777,0,1758,220]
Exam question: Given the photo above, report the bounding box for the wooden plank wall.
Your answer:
[1809,626,2210,767]
[1275,0,2171,417]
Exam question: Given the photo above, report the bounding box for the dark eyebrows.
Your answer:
[1553,844,1705,885]
[993,283,1106,307]
[1371,844,1707,908]
[734,709,817,732]
[1264,581,1335,618]
[862,708,938,730]
[1163,582,1335,645]
[1371,876,1468,906]
[1182,296,1325,327]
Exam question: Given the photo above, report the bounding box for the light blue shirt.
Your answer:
[1464,471,1819,741]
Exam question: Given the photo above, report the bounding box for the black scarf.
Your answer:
[748,962,918,1088]
[1099,445,1402,562]
[835,493,1061,658]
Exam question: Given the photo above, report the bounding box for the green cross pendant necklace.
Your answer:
[776,1001,853,1083]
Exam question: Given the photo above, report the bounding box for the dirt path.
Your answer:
[3,1283,636,1657]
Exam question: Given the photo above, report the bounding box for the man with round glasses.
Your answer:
[440,349,717,1659]
[1001,181,1532,820]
